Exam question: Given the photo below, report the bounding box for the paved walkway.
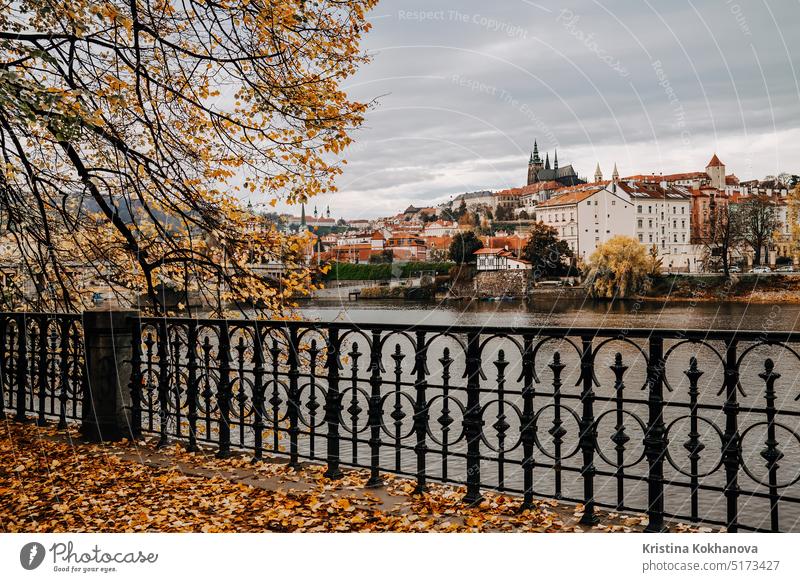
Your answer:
[1,421,708,533]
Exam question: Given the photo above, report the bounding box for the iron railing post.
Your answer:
[156,319,170,448]
[216,320,232,458]
[412,330,428,494]
[578,335,598,526]
[760,358,782,532]
[251,322,266,462]
[520,333,535,510]
[127,316,142,439]
[287,326,301,469]
[0,317,7,419]
[610,352,629,511]
[36,317,48,425]
[644,336,668,532]
[463,331,483,505]
[323,326,343,479]
[684,356,704,523]
[366,329,384,488]
[722,338,741,532]
[15,314,29,422]
[185,321,199,452]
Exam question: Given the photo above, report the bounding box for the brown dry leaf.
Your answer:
[0,422,671,534]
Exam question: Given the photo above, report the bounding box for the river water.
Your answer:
[289,297,800,531]
[298,296,799,331]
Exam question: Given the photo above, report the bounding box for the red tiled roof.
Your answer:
[707,154,724,167]
[615,181,690,200]
[473,248,530,262]
[536,185,605,208]
[623,172,709,182]
[496,181,562,198]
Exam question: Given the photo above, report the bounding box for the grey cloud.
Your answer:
[272,0,800,218]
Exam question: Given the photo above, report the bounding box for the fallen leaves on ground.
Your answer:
[0,421,700,533]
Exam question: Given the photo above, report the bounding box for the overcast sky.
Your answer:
[281,0,800,219]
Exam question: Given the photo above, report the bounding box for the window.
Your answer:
[594,200,598,206]
[682,234,685,242]
[682,220,685,228]
[637,219,643,228]
[648,205,652,213]
[612,200,616,206]
[638,234,643,242]
[587,201,591,205]
[673,234,677,242]
[673,220,677,228]
[649,234,653,242]
[637,205,642,213]
[648,219,653,228]
[681,206,685,214]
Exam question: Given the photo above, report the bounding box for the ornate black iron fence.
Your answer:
[0,313,85,427]
[4,311,800,533]
[130,317,800,533]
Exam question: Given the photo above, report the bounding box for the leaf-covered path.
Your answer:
[0,422,702,533]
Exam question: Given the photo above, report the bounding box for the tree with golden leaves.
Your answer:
[788,183,800,264]
[0,0,376,315]
[588,235,652,299]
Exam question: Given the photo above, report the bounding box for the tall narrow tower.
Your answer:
[594,163,603,182]
[706,154,725,190]
[612,163,619,183]
[527,140,544,185]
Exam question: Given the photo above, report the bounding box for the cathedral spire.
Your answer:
[545,152,550,170]
[532,140,540,163]
[612,163,619,182]
[594,163,603,182]
[553,149,558,171]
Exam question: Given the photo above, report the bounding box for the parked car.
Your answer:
[751,266,772,274]
[729,265,741,273]
[776,265,795,273]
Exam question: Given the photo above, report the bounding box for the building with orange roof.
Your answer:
[537,182,635,260]
[481,234,527,256]
[474,248,532,271]
[421,219,460,238]
[386,233,427,261]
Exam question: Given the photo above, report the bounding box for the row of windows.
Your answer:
[548,212,575,223]
[636,204,687,214]
[637,219,687,229]
[638,233,686,243]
